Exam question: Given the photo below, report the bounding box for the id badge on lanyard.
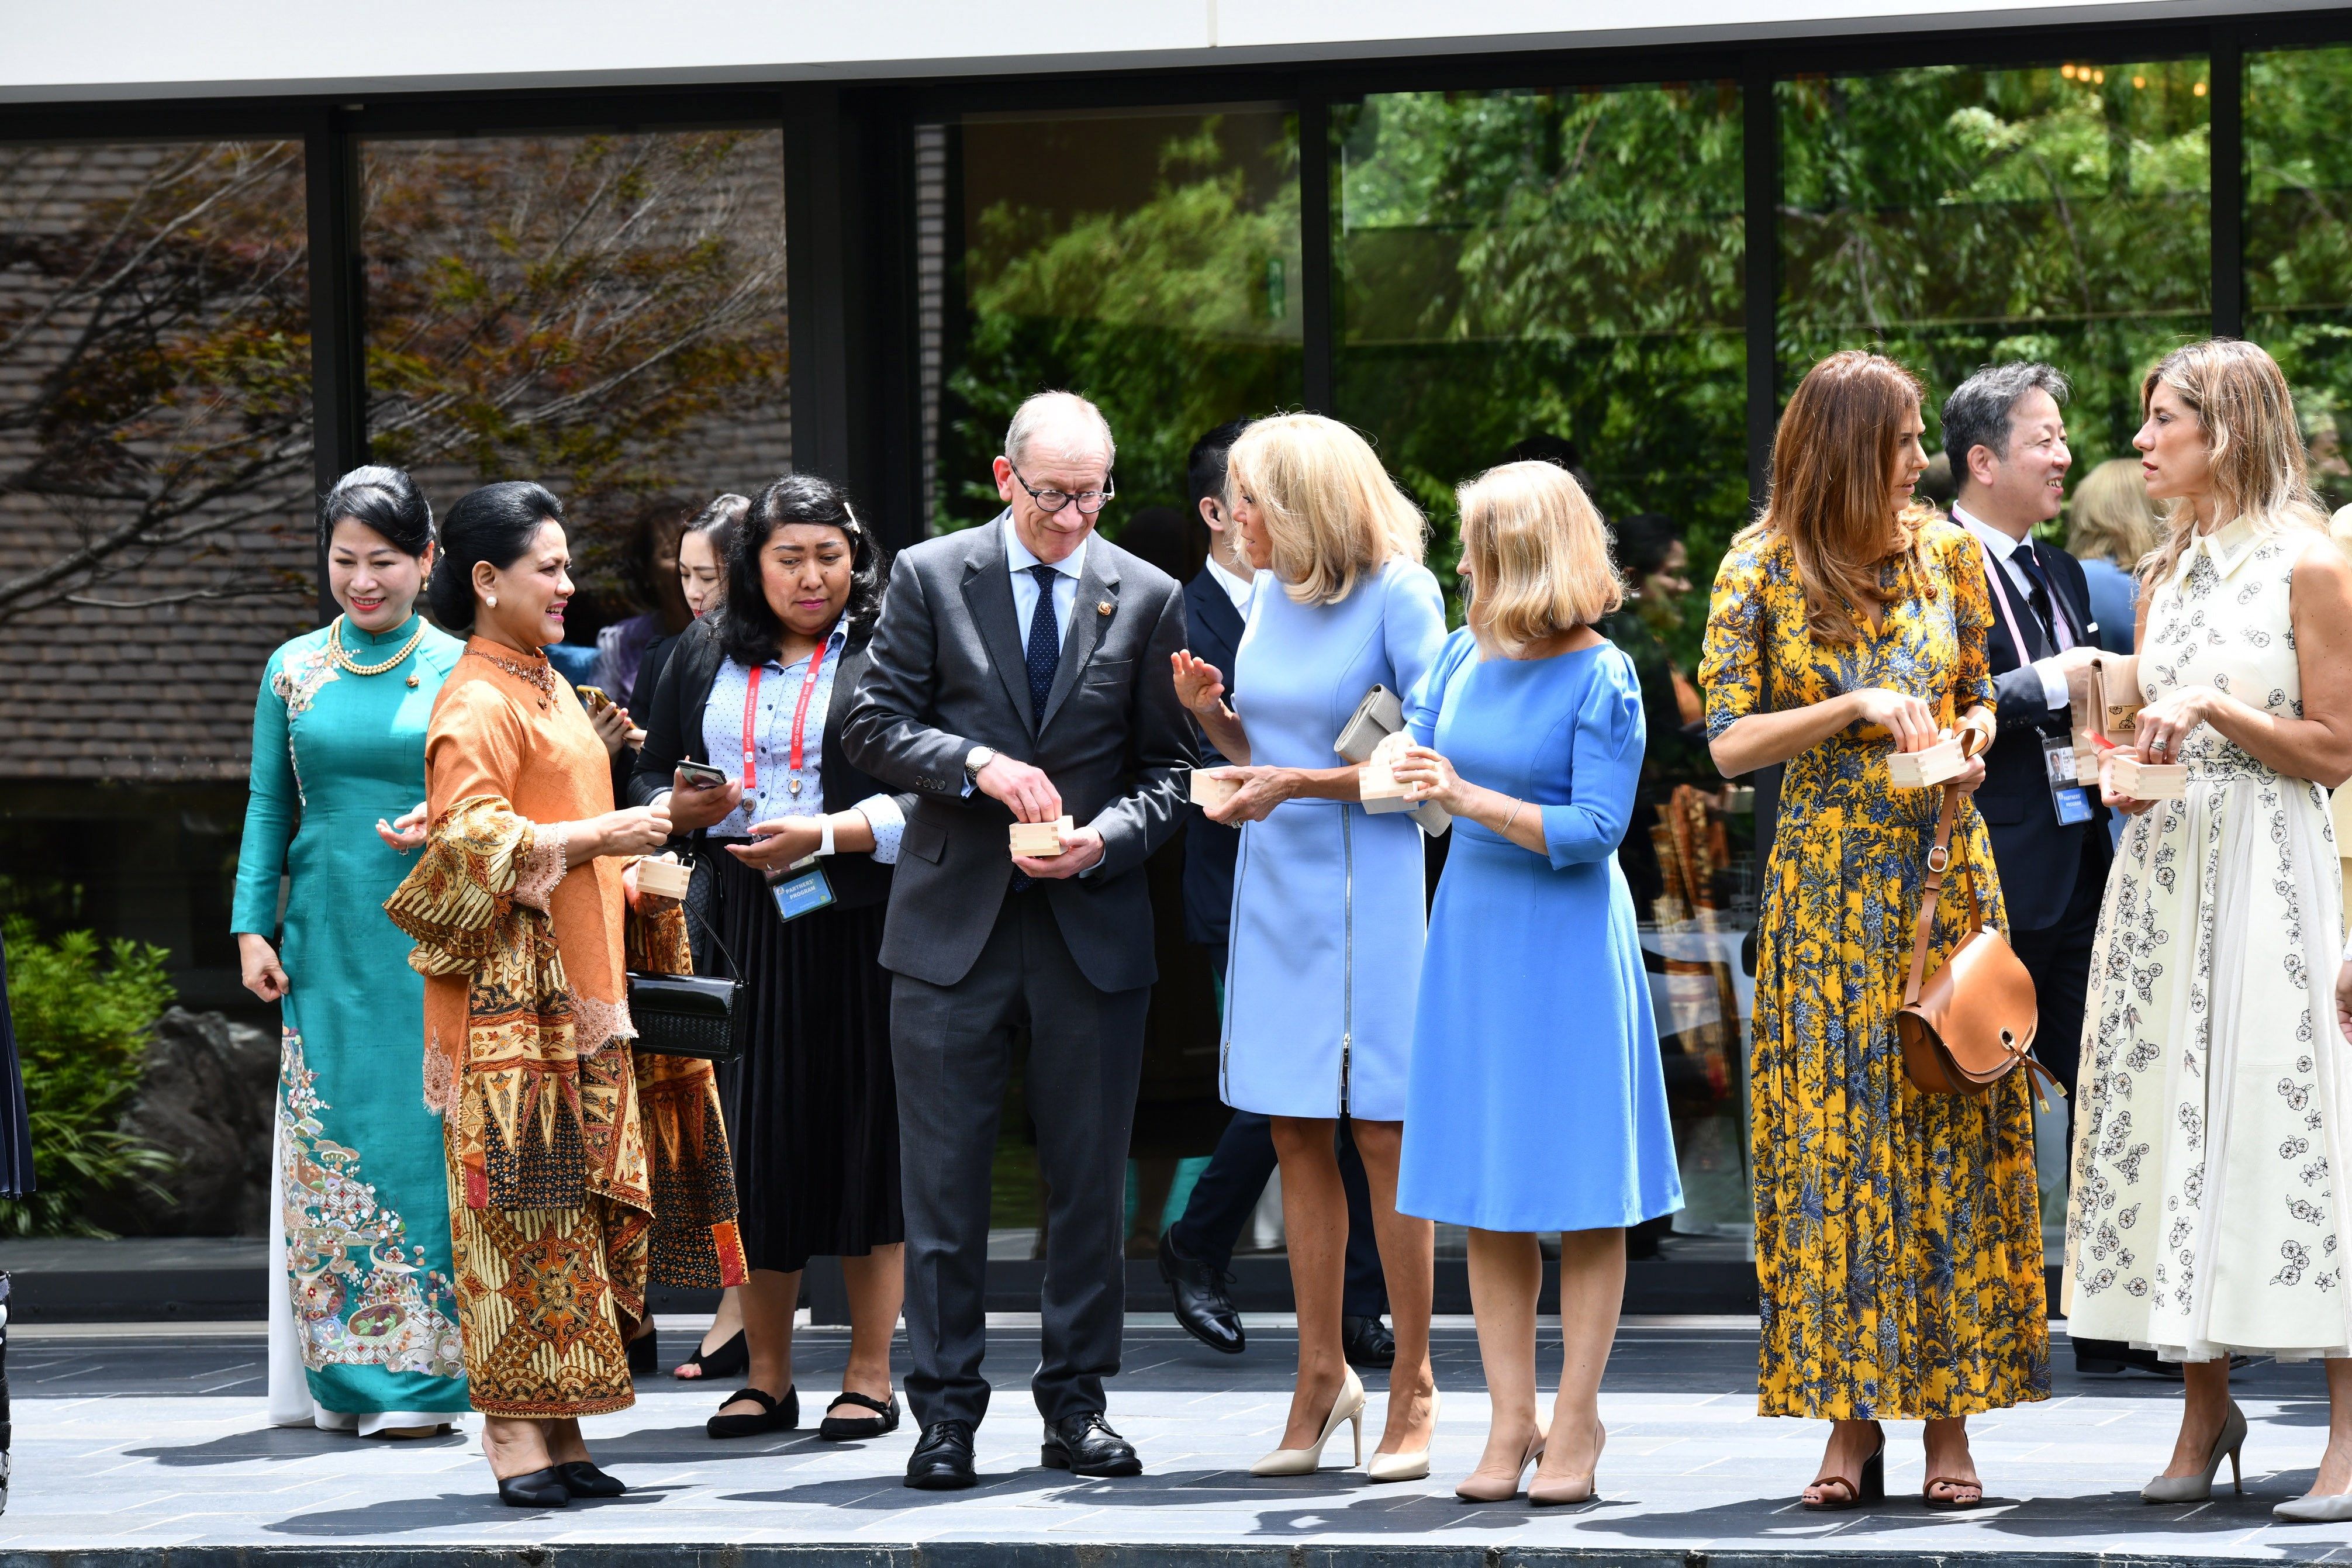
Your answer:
[2043,733,2094,825]
[771,864,836,921]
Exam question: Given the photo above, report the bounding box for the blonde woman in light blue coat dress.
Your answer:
[1170,414,1447,1483]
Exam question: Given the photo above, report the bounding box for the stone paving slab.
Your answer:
[7,1318,2352,1567]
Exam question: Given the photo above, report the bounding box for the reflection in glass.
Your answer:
[1335,87,1751,1242]
[1335,86,1746,613]
[1781,61,2211,475]
[0,141,314,1007]
[931,107,1303,535]
[2247,44,2352,510]
[360,132,790,629]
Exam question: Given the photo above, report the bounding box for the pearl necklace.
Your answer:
[328,616,427,687]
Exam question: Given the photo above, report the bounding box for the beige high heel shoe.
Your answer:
[1529,1421,1605,1506]
[1456,1426,1545,1503]
[1367,1388,1442,1483]
[1250,1367,1366,1476]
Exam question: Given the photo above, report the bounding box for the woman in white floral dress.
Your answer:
[2063,340,2352,1520]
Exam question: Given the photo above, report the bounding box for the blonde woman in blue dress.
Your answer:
[1392,462,1681,1505]
[1172,413,1448,1480]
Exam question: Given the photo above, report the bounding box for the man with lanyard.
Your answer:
[1940,362,2156,1380]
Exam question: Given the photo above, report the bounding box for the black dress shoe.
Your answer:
[1341,1314,1396,1370]
[496,1466,571,1509]
[1159,1228,1244,1355]
[554,1460,626,1498]
[1040,1411,1142,1477]
[905,1420,978,1490]
[708,1384,799,1439]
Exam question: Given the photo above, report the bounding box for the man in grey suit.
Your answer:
[843,391,1195,1488]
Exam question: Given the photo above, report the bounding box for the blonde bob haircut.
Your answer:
[2139,338,2326,583]
[1457,461,1624,655]
[1225,413,1426,605]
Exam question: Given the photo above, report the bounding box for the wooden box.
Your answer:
[1189,769,1239,810]
[1008,817,1075,856]
[634,855,692,900]
[1886,735,1967,789]
[1358,733,1417,814]
[2104,753,2189,799]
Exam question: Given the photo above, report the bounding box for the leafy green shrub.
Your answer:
[1,917,177,1237]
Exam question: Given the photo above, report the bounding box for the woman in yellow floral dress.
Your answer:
[1699,351,2048,1510]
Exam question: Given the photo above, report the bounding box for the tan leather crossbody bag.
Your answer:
[1895,779,2061,1106]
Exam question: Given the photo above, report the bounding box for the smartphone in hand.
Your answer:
[675,761,730,790]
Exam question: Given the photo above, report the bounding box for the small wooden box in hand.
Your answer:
[635,854,693,900]
[1886,735,1967,789]
[1357,732,1418,815]
[1009,817,1076,857]
[1189,769,1239,811]
[2103,752,2189,799]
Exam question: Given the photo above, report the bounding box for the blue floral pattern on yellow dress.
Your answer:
[1699,519,2049,1420]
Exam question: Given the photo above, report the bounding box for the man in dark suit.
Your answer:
[843,391,1195,1487]
[1942,363,2153,1378]
[1153,421,1394,1367]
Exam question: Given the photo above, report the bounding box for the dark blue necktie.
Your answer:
[1025,562,1062,725]
[2011,547,2063,652]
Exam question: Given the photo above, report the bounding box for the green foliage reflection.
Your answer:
[1780,61,2211,502]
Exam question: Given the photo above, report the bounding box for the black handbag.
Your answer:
[627,869,747,1063]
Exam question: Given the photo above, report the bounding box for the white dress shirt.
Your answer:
[1204,552,1254,613]
[1003,513,1087,651]
[1956,505,2074,712]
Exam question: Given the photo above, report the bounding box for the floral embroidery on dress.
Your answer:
[272,645,340,717]
[278,1027,465,1378]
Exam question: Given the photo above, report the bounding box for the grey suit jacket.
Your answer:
[841,514,1197,992]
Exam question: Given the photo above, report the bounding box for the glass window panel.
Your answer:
[929,106,1303,537]
[1780,60,2211,481]
[1336,85,1751,1248]
[1334,85,1747,614]
[2247,44,2352,511]
[0,139,312,1009]
[361,131,789,650]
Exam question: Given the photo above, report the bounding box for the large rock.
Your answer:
[82,1007,276,1237]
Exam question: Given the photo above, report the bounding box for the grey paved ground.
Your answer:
[9,1315,2352,1565]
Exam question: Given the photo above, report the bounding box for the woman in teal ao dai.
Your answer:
[233,468,469,1434]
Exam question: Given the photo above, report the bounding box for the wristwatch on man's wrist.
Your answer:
[965,744,997,780]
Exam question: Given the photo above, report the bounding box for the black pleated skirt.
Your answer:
[702,845,903,1273]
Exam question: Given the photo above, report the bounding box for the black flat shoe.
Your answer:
[1159,1228,1244,1355]
[555,1460,626,1498]
[627,1324,659,1377]
[819,1390,901,1441]
[707,1384,799,1439]
[906,1420,978,1489]
[674,1328,748,1381]
[1041,1411,1142,1477]
[1341,1314,1396,1370]
[496,1466,571,1509]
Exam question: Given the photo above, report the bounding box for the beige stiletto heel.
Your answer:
[1456,1427,1545,1503]
[1367,1387,1441,1483]
[1251,1367,1366,1476]
[1529,1421,1605,1506]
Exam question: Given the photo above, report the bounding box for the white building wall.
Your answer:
[1,0,2334,102]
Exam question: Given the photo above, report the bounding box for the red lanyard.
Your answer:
[740,634,831,793]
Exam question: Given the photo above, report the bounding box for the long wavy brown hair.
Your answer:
[1752,349,1930,643]
[2139,339,2326,583]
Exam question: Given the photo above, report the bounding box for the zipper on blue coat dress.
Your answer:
[1340,806,1354,1117]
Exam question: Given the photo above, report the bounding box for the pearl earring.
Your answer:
[486,596,497,607]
